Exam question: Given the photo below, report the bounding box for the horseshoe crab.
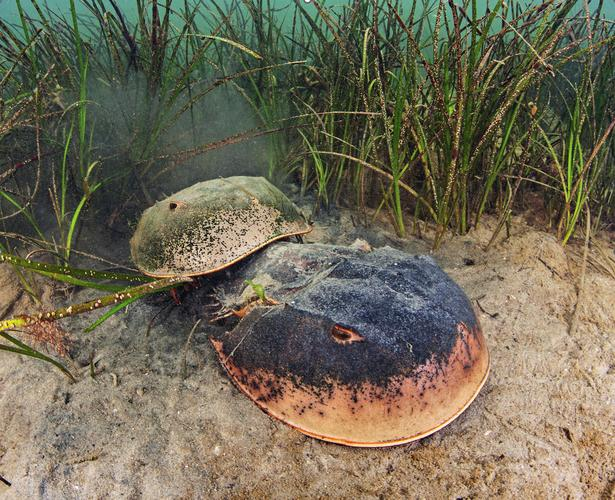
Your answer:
[211,243,490,447]
[130,176,311,277]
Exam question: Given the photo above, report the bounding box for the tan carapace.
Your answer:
[130,176,311,277]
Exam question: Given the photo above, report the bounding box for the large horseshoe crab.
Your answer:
[210,243,490,447]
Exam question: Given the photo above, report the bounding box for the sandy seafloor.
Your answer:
[0,208,614,499]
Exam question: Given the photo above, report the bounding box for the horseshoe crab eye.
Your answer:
[331,324,364,345]
[169,202,179,211]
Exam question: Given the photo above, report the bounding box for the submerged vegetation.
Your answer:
[217,0,614,244]
[0,0,613,373]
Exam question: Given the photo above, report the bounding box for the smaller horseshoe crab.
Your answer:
[211,243,490,447]
[130,176,311,277]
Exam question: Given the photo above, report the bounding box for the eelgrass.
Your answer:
[3,0,612,251]
[1,0,289,260]
[0,248,190,378]
[213,0,614,244]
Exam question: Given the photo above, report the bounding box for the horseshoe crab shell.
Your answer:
[211,243,490,447]
[130,176,311,277]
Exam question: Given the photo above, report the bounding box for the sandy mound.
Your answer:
[0,213,613,498]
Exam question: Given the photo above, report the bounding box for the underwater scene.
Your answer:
[0,0,614,497]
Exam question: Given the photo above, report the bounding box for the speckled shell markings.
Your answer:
[129,176,311,277]
[210,243,490,447]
